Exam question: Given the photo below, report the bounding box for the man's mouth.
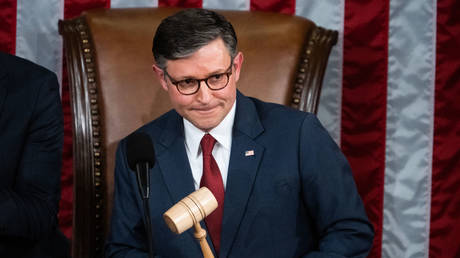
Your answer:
[193,105,217,113]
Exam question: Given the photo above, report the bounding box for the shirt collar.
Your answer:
[184,100,236,157]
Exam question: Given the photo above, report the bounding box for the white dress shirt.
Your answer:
[183,101,236,190]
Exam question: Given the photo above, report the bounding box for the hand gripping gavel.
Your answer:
[163,187,217,258]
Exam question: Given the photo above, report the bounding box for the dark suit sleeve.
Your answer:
[299,115,374,258]
[105,141,152,258]
[0,71,63,240]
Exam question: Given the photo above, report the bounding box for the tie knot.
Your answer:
[200,134,216,156]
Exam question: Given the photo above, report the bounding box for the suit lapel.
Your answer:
[155,111,195,203]
[220,92,265,257]
[154,111,205,254]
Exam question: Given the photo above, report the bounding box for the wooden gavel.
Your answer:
[163,187,217,258]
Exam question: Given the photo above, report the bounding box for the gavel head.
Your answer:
[163,187,218,234]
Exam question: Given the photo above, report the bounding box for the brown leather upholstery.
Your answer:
[59,7,337,258]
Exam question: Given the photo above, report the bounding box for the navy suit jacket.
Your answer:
[0,52,69,257]
[106,91,374,258]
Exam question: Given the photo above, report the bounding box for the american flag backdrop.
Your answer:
[1,0,459,257]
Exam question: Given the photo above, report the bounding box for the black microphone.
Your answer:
[126,132,155,199]
[126,132,155,258]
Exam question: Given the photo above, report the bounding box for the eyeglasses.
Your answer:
[164,62,233,95]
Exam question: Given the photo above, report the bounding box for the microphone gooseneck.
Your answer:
[126,132,156,258]
[126,132,155,199]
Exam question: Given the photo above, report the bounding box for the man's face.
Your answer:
[153,38,243,132]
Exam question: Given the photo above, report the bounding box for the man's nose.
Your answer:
[196,81,212,102]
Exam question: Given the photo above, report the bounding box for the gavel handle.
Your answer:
[193,223,214,258]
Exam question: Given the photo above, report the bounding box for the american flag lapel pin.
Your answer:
[245,150,255,156]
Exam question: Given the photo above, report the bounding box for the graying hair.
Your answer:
[152,8,237,70]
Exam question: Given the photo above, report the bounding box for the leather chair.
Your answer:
[59,7,337,258]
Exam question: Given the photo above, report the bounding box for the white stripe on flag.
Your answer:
[110,0,158,8]
[383,0,436,257]
[15,0,64,85]
[203,0,250,10]
[295,0,344,145]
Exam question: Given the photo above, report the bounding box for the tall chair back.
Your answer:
[59,7,337,257]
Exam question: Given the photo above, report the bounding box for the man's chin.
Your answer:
[196,123,217,132]
[187,113,222,131]
[190,119,219,132]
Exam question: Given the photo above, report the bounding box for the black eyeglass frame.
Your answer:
[163,62,234,95]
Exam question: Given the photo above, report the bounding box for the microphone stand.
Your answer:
[136,162,154,258]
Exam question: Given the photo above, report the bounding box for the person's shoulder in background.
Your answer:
[0,52,70,258]
[0,51,59,92]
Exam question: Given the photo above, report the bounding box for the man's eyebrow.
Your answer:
[173,67,229,81]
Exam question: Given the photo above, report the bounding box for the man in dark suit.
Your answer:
[0,52,69,257]
[106,9,374,257]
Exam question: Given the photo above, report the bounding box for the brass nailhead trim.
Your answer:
[291,27,320,109]
[76,18,106,252]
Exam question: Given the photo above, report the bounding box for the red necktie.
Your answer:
[200,134,225,255]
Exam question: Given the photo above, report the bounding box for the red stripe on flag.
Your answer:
[58,0,111,240]
[250,0,295,15]
[430,0,460,257]
[0,0,17,54]
[159,0,202,8]
[341,1,389,257]
[64,0,110,19]
[59,57,74,239]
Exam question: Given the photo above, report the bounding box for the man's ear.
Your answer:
[232,51,244,83]
[152,64,169,91]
